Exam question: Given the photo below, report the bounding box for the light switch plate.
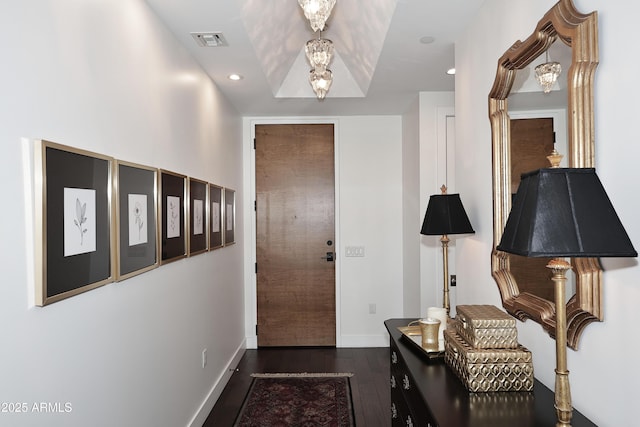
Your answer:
[345,246,365,257]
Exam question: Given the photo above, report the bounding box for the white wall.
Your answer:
[0,2,244,427]
[455,0,640,424]
[338,116,404,345]
[402,98,421,316]
[242,116,404,348]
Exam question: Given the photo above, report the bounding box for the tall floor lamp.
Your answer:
[497,168,637,426]
[421,185,475,317]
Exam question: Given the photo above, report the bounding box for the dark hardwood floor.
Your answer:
[203,347,391,426]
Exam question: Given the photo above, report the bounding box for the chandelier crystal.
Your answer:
[298,0,336,32]
[534,51,562,93]
[309,68,333,99]
[305,37,334,71]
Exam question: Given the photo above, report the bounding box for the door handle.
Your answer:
[321,252,334,262]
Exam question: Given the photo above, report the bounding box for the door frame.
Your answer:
[242,117,341,349]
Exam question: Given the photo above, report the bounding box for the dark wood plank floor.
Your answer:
[203,347,391,426]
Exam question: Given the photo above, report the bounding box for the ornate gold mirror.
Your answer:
[489,0,599,349]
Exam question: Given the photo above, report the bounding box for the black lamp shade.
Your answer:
[497,168,637,258]
[421,194,475,236]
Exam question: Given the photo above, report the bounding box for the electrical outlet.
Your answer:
[369,303,376,314]
[202,349,207,368]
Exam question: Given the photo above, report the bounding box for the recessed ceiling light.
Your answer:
[446,68,456,75]
[419,36,435,44]
[228,74,243,81]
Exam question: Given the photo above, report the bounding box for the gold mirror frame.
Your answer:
[489,0,599,349]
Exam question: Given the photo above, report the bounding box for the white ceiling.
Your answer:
[144,0,486,116]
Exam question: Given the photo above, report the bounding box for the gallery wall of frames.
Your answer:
[34,139,236,306]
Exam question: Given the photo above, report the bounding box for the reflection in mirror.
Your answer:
[508,40,575,303]
[489,0,599,349]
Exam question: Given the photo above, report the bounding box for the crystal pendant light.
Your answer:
[535,51,562,93]
[298,0,336,32]
[305,37,334,70]
[309,68,333,99]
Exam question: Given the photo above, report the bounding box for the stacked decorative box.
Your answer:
[444,304,534,392]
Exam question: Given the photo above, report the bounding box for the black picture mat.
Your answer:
[160,171,186,262]
[224,188,235,245]
[117,164,157,277]
[209,184,223,249]
[45,146,112,298]
[189,179,207,255]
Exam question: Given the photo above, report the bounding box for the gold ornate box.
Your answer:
[454,304,518,349]
[444,329,534,392]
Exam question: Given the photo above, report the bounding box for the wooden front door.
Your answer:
[255,124,336,347]
[509,117,555,302]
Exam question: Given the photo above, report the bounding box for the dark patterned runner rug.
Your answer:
[233,373,355,426]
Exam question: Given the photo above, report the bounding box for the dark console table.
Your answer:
[385,318,597,427]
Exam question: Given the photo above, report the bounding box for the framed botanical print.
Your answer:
[159,169,187,264]
[208,184,224,250]
[188,177,208,256]
[114,161,158,281]
[224,187,236,245]
[34,140,114,306]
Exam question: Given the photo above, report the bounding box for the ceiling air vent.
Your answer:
[191,32,228,47]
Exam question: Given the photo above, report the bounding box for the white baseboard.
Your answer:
[337,334,390,348]
[187,340,246,427]
[245,335,257,349]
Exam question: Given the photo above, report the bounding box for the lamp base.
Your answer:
[547,258,572,426]
[441,235,450,317]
